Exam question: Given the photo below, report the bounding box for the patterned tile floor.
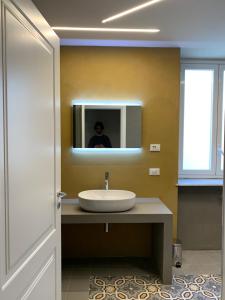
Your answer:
[62,251,222,300]
[89,274,221,300]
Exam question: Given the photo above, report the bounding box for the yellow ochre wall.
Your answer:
[61,47,180,245]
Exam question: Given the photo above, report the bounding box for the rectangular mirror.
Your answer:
[73,104,142,148]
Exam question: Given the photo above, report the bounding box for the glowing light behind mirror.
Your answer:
[72,99,142,106]
[72,99,142,153]
[72,148,143,154]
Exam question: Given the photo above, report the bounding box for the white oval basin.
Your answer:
[78,190,136,212]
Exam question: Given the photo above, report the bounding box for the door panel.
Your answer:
[6,5,55,270]
[0,0,61,299]
[20,255,55,300]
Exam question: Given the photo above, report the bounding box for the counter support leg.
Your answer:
[152,218,172,284]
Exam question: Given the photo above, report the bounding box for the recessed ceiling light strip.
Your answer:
[52,27,160,33]
[102,0,164,24]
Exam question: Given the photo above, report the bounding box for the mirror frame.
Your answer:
[72,100,142,150]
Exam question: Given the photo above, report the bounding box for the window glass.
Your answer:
[183,69,214,171]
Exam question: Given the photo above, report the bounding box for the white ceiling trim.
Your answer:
[60,38,179,47]
[60,39,223,48]
[60,39,225,59]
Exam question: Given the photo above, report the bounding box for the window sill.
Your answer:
[177,178,223,187]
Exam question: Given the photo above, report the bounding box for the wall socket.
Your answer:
[150,144,161,152]
[149,168,160,176]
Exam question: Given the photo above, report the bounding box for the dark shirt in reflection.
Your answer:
[88,135,112,148]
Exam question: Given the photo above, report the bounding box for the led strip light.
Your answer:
[52,27,160,33]
[102,0,165,24]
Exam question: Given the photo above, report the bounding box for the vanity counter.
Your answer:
[61,197,173,284]
[62,197,172,223]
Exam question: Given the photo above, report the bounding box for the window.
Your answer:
[179,63,225,178]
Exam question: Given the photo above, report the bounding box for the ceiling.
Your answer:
[33,0,225,59]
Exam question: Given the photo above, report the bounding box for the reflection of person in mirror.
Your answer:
[88,121,112,148]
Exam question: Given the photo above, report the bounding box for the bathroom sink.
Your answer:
[78,190,136,212]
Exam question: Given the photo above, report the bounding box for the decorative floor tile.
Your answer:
[89,274,221,300]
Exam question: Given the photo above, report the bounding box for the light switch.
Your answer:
[149,168,160,176]
[150,144,161,152]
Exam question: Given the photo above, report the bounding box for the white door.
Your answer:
[0,0,61,299]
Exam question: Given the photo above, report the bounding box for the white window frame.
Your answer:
[179,63,221,178]
[216,65,225,177]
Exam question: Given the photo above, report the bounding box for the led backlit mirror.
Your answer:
[73,104,142,149]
